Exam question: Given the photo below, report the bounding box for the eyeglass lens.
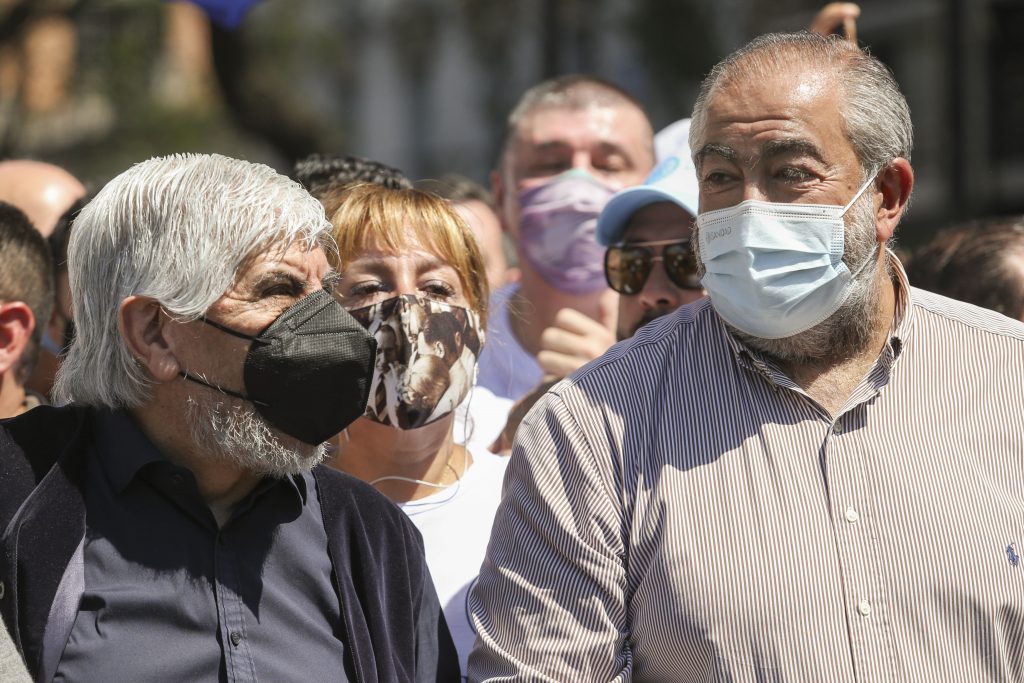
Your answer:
[604,241,701,295]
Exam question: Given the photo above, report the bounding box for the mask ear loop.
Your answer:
[842,166,886,279]
[324,427,350,457]
[842,168,881,215]
[458,359,479,447]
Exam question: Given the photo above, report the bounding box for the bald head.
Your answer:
[689,32,912,177]
[0,160,85,237]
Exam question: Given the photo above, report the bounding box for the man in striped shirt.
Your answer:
[469,32,1024,682]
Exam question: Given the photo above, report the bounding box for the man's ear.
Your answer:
[0,302,35,376]
[118,296,180,383]
[875,157,914,243]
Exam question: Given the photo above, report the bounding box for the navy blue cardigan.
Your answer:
[0,405,460,682]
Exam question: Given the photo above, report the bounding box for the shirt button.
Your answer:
[833,422,844,435]
[230,631,242,646]
[857,598,872,616]
[845,506,860,523]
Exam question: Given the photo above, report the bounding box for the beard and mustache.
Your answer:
[693,188,887,364]
[185,392,327,478]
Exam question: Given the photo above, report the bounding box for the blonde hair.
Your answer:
[324,184,489,325]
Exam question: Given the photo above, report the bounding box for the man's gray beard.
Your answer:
[696,190,887,364]
[185,393,327,478]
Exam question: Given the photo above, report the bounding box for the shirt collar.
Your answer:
[888,250,913,355]
[91,408,307,506]
[91,409,168,494]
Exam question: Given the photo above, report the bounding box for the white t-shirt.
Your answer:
[452,385,514,452]
[475,284,544,403]
[399,447,509,678]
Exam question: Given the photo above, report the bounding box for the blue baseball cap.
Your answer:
[596,119,700,246]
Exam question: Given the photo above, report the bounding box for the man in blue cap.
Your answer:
[597,119,705,341]
[490,135,703,452]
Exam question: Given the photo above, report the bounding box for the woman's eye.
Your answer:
[422,280,456,298]
[349,281,387,297]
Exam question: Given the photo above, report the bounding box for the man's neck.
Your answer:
[0,374,28,419]
[130,399,261,526]
[507,268,613,357]
[779,275,897,418]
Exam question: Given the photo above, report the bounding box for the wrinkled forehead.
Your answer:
[696,62,850,163]
[232,236,328,284]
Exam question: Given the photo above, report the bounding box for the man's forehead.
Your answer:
[511,104,649,150]
[235,239,326,280]
[695,65,846,157]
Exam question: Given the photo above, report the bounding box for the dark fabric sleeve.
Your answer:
[313,465,462,683]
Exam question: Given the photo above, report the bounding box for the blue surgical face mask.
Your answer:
[696,175,877,339]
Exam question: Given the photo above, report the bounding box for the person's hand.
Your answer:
[809,2,860,42]
[536,303,616,378]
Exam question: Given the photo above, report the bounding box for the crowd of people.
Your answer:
[1,4,1023,682]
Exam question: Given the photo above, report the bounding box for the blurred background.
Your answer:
[1,0,1021,245]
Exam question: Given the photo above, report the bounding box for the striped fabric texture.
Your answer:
[469,262,1024,682]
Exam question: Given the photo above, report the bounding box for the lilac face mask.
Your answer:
[518,170,616,294]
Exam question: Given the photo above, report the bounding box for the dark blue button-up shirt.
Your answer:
[52,410,350,682]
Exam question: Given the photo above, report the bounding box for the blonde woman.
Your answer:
[324,184,507,676]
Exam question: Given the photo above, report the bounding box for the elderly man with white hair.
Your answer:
[0,154,459,682]
[470,32,1024,681]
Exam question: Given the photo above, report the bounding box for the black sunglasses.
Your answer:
[604,239,702,295]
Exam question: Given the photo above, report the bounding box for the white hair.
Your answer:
[54,153,333,408]
[185,394,326,477]
[689,32,913,179]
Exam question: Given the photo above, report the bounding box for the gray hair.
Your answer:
[53,153,332,408]
[689,32,913,178]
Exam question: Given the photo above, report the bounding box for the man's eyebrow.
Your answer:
[761,138,827,164]
[695,143,737,165]
[250,270,307,292]
[321,268,341,290]
[528,140,573,155]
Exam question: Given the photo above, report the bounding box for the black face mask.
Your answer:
[179,289,377,445]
